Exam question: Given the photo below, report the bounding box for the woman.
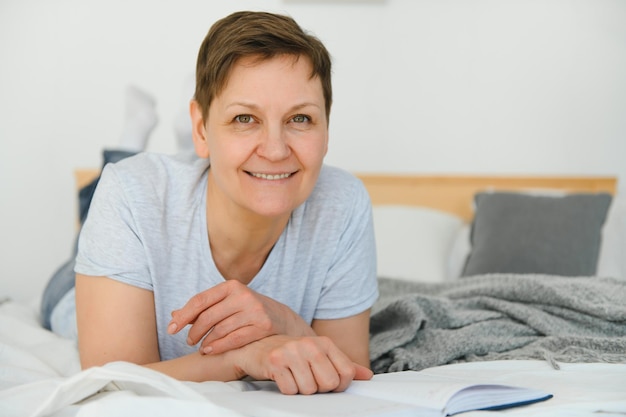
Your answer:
[75,11,378,395]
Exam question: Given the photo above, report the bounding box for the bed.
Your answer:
[1,171,625,416]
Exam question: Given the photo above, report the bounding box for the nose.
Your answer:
[257,124,291,161]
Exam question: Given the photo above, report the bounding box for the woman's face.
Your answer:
[192,54,329,220]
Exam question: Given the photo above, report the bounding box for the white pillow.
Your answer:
[372,205,464,283]
[447,224,470,280]
[597,194,626,280]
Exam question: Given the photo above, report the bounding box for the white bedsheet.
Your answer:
[1,299,625,417]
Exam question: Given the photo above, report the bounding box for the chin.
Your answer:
[243,182,310,214]
[247,196,303,219]
[253,204,298,219]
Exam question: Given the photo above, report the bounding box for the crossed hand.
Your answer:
[167,280,372,394]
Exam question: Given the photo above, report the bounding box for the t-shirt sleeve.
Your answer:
[74,164,152,291]
[314,180,379,319]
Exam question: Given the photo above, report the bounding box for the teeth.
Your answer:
[250,172,292,180]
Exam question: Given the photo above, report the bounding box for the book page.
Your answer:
[202,372,551,417]
[346,371,551,414]
[347,372,471,410]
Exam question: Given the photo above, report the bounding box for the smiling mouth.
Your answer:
[247,171,295,180]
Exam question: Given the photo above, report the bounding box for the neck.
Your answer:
[205,175,290,284]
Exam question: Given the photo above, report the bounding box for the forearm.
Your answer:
[144,350,244,382]
[145,334,372,394]
[311,310,372,369]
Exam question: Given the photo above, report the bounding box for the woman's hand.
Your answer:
[234,335,373,395]
[168,280,315,354]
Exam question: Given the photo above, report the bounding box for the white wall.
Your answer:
[1,0,625,302]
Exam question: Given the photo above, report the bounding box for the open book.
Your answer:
[203,370,553,417]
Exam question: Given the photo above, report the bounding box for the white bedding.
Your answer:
[2,299,625,417]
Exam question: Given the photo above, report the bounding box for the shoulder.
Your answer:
[298,165,372,224]
[312,165,370,204]
[313,165,367,197]
[106,151,206,182]
[101,151,209,198]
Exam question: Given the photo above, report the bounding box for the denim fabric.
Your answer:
[40,149,136,329]
[49,287,78,340]
[40,256,77,330]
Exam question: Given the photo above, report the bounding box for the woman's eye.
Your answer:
[235,114,254,124]
[291,114,310,123]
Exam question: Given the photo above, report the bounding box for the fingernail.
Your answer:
[167,322,177,334]
[202,346,213,355]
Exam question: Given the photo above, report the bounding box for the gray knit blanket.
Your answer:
[370,274,626,374]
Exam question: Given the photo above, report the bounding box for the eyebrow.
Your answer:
[225,101,322,112]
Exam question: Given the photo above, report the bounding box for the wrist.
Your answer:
[225,348,248,380]
[149,350,247,383]
[283,306,316,337]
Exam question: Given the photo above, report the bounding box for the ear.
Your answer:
[190,100,210,158]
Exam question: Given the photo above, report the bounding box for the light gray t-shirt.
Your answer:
[75,152,379,360]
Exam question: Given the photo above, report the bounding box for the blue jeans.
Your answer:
[40,149,136,330]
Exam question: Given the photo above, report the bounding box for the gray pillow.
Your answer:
[462,192,613,277]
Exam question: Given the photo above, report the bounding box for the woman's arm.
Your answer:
[76,274,370,391]
[166,283,373,368]
[312,310,372,369]
[76,274,238,381]
[76,274,160,368]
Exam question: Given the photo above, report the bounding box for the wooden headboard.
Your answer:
[356,174,617,222]
[75,169,101,191]
[75,169,617,223]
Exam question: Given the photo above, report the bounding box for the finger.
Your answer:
[272,367,300,396]
[266,338,318,395]
[198,294,277,349]
[322,342,359,393]
[186,304,236,345]
[200,307,276,352]
[198,310,249,349]
[309,353,341,393]
[353,363,374,381]
[167,283,230,334]
[201,326,264,354]
[289,337,348,394]
[286,353,319,395]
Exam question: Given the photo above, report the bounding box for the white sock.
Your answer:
[173,74,195,152]
[118,85,158,152]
